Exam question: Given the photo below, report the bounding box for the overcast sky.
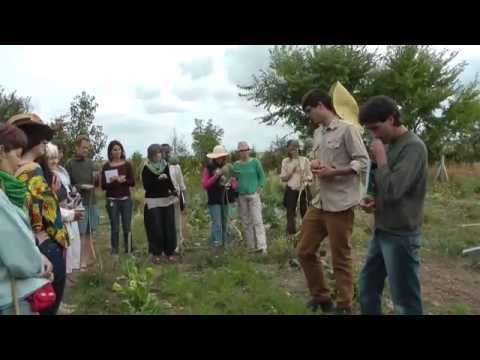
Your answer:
[1,45,479,158]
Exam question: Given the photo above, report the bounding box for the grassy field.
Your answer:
[63,163,480,315]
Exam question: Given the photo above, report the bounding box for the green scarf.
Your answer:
[145,159,167,176]
[0,170,27,209]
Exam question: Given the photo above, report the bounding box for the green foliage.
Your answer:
[129,151,144,184]
[191,118,224,159]
[239,45,378,136]
[160,256,309,314]
[241,45,480,163]
[60,91,108,161]
[112,259,164,314]
[0,86,32,122]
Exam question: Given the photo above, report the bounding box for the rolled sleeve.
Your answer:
[345,125,369,174]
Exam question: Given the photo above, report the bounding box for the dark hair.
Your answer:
[359,95,402,127]
[107,140,126,161]
[0,124,28,152]
[37,155,54,188]
[147,144,162,162]
[75,135,90,147]
[301,89,335,113]
[160,143,172,152]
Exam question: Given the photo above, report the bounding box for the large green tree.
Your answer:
[241,45,480,162]
[239,45,378,136]
[62,91,108,160]
[191,119,224,159]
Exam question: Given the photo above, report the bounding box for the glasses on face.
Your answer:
[239,149,250,152]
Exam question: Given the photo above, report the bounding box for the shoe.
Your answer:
[335,307,353,315]
[306,299,335,313]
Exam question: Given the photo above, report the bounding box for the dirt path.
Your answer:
[270,247,480,315]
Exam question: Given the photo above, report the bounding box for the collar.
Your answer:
[322,117,340,133]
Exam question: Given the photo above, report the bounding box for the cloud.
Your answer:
[460,57,480,84]
[224,45,272,86]
[135,87,161,101]
[144,103,188,115]
[180,58,214,80]
[172,86,210,102]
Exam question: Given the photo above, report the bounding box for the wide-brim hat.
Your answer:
[329,81,363,133]
[207,144,229,159]
[7,113,54,141]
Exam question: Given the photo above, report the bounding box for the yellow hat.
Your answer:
[329,81,363,133]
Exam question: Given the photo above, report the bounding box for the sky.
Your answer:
[1,45,479,158]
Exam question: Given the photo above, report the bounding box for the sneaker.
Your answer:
[335,307,353,315]
[306,299,335,313]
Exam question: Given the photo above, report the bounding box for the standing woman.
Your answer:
[160,144,187,253]
[0,124,53,315]
[202,145,237,248]
[101,140,135,255]
[8,114,69,315]
[45,143,83,276]
[280,139,313,236]
[233,141,268,254]
[142,144,177,263]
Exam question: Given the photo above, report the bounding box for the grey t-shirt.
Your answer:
[374,131,428,235]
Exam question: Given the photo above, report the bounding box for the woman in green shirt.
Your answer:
[232,141,267,254]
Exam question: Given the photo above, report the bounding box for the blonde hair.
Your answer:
[45,142,59,159]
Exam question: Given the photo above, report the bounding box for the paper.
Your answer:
[105,169,119,184]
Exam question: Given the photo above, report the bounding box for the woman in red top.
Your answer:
[101,140,135,255]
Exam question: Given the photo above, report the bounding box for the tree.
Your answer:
[367,46,480,162]
[191,118,224,159]
[0,86,32,122]
[239,45,378,136]
[130,151,144,184]
[170,128,190,156]
[50,114,70,150]
[64,91,107,161]
[241,45,480,166]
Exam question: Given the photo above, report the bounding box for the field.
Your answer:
[63,163,480,315]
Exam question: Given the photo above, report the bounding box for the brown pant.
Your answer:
[296,207,354,309]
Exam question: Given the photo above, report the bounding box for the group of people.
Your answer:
[1,82,427,315]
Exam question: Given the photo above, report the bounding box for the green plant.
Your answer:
[112,259,164,314]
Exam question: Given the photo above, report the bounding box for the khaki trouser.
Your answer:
[174,202,183,252]
[237,193,267,251]
[297,207,354,310]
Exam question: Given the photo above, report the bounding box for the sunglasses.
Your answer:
[303,106,312,115]
[239,149,250,152]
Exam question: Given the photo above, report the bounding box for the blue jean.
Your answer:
[105,199,133,253]
[208,204,230,247]
[38,239,66,315]
[359,229,423,315]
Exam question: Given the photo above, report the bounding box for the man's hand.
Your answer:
[158,174,168,180]
[371,139,387,168]
[256,187,263,195]
[310,159,322,171]
[312,165,336,179]
[360,197,376,213]
[118,175,127,183]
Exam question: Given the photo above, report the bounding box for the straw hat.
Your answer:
[207,144,229,159]
[7,113,54,141]
[329,81,363,132]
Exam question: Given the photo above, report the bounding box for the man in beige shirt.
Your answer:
[297,88,369,314]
